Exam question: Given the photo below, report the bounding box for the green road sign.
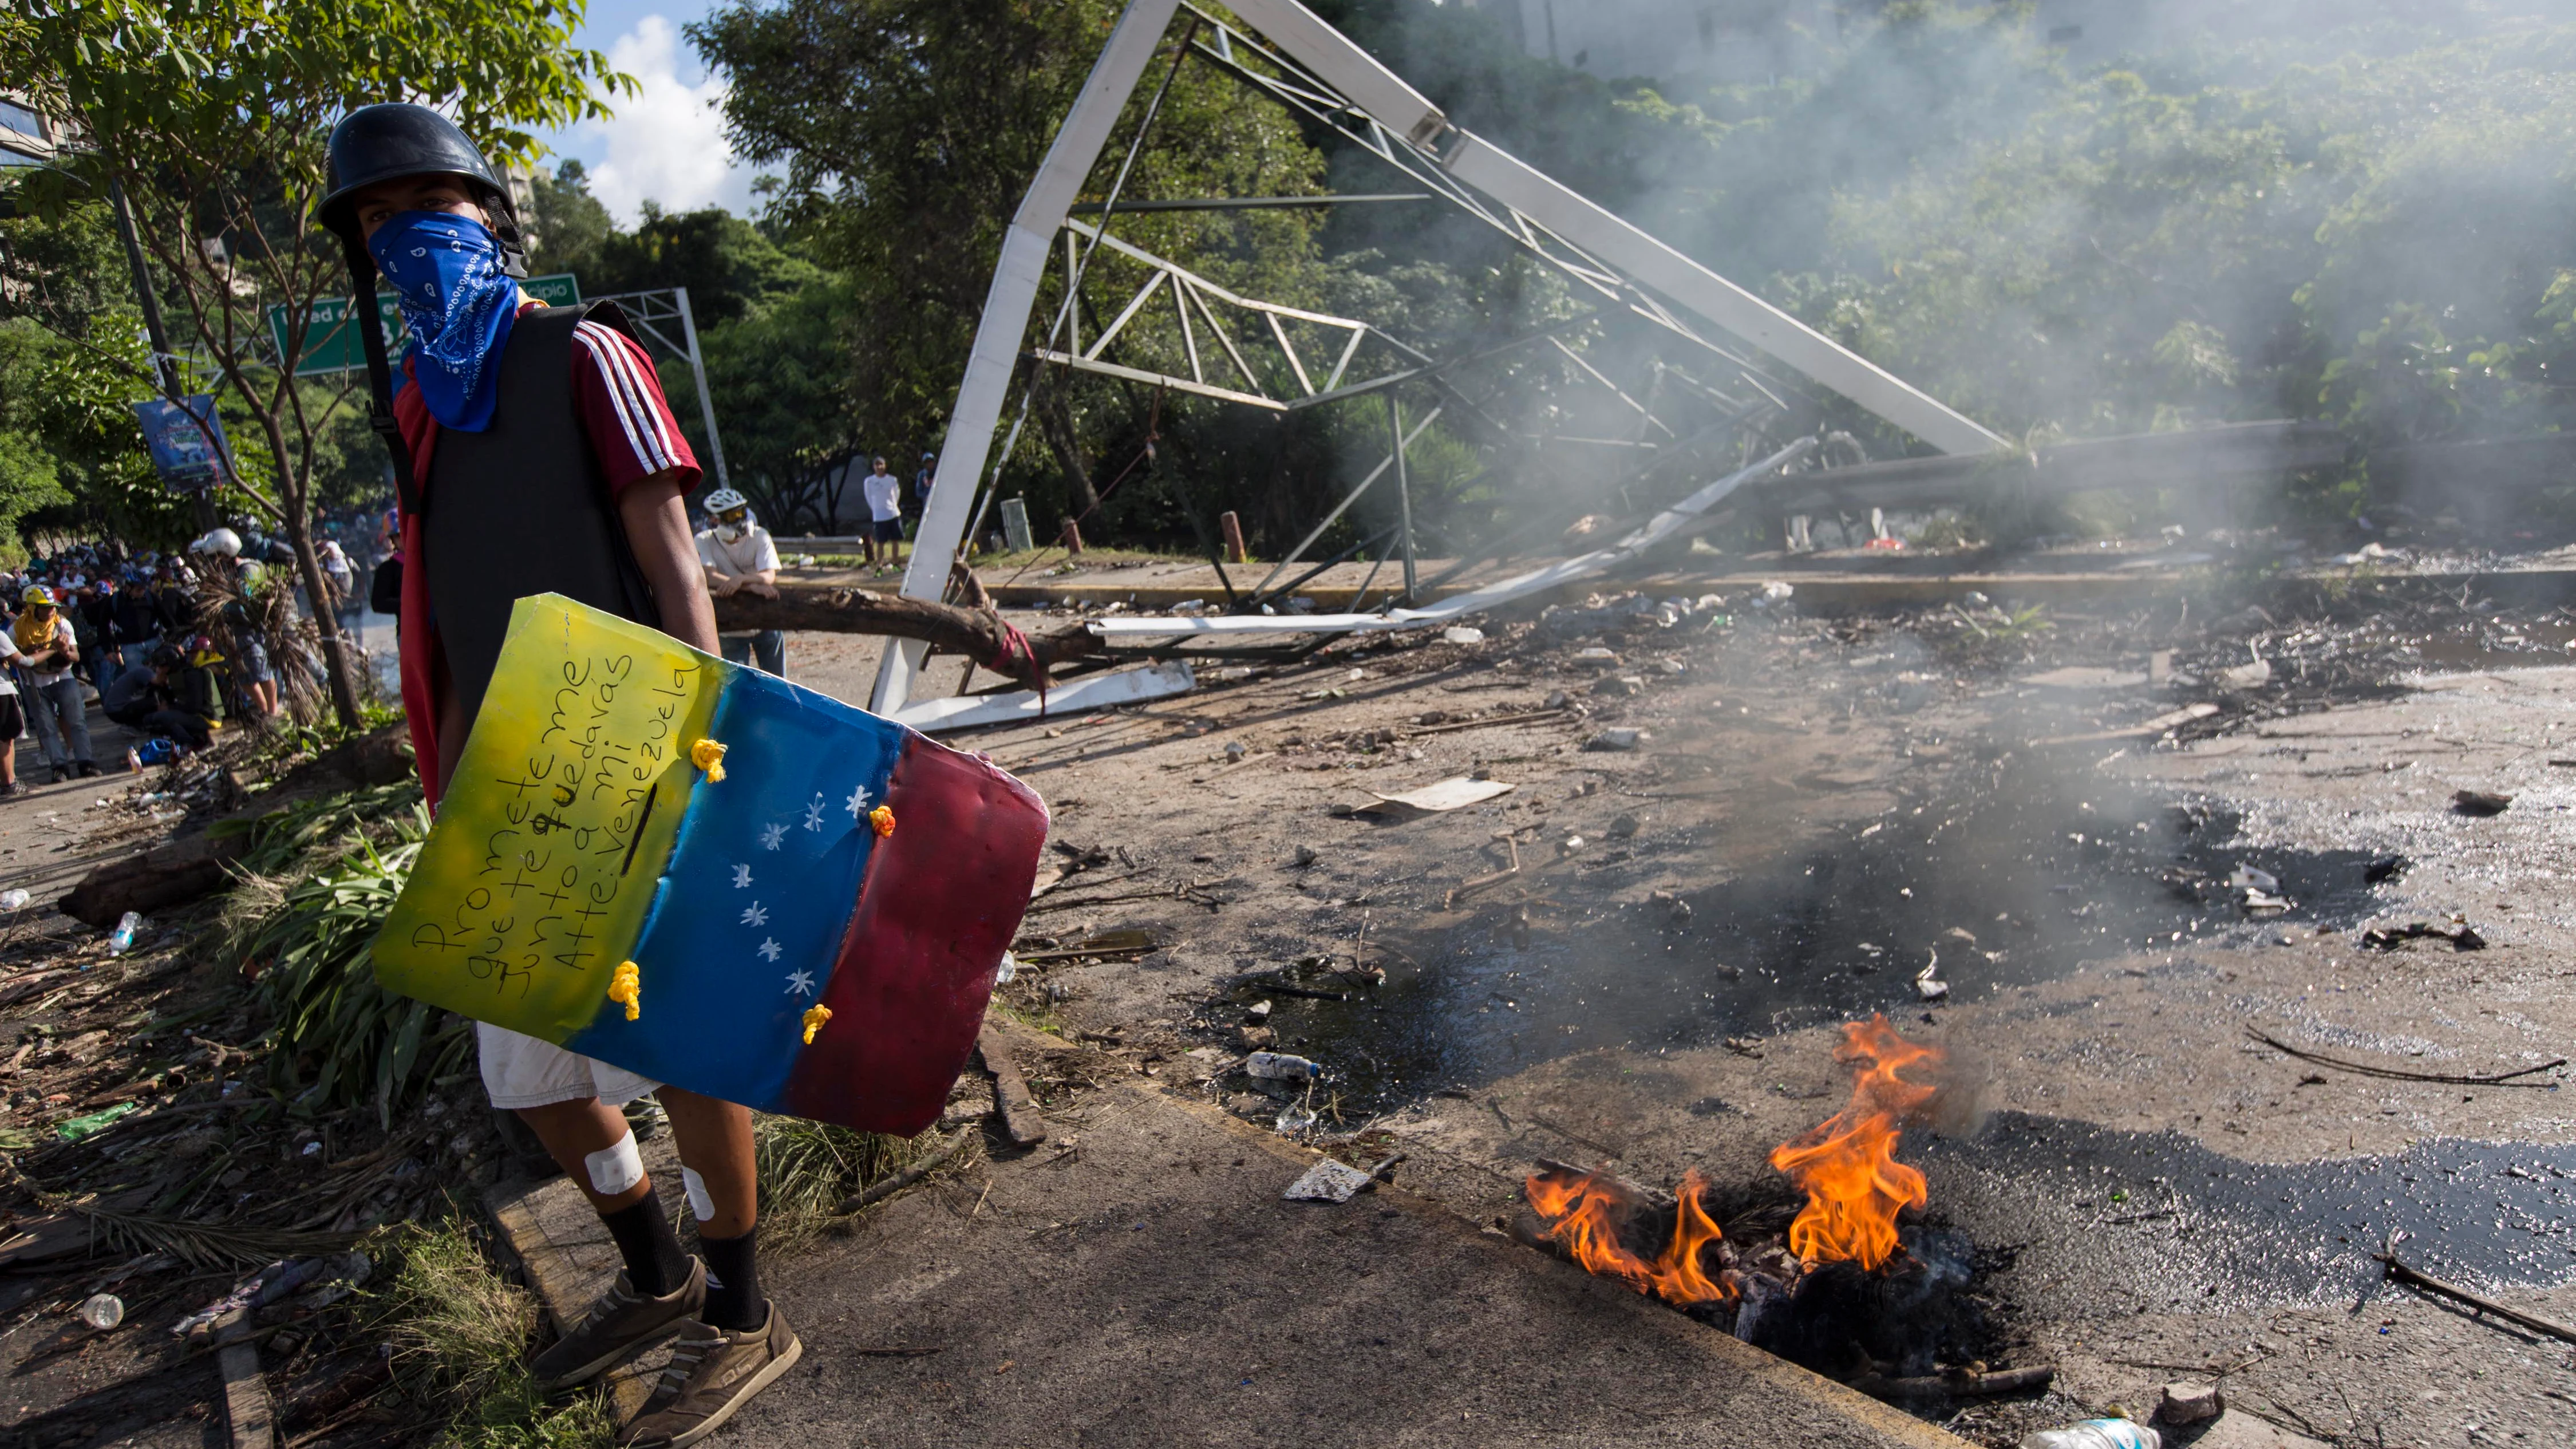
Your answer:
[267,273,580,376]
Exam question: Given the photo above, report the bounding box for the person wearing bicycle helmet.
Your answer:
[694,488,783,676]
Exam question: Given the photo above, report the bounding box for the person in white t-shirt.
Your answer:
[859,456,904,570]
[694,488,785,676]
[0,631,31,797]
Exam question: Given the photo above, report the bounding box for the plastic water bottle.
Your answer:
[1244,1051,1319,1081]
[2020,1420,2160,1449]
[106,911,144,954]
[77,1294,124,1330]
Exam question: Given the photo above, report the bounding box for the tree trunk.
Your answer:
[1032,365,1100,518]
[280,504,365,731]
[709,575,1100,693]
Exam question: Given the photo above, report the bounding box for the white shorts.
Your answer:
[477,1022,660,1111]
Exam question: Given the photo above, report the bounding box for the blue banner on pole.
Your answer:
[131,396,230,492]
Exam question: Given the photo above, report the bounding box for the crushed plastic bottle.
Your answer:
[0,889,27,912]
[107,911,144,954]
[77,1294,124,1330]
[2018,1420,2160,1449]
[993,951,1018,985]
[1244,1051,1319,1081]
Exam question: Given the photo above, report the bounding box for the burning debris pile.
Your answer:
[1519,1017,2037,1403]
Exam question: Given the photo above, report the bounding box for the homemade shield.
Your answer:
[372,594,1048,1135]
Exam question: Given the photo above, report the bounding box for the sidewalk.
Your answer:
[671,1072,1960,1448]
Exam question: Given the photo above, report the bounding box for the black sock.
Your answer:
[698,1227,764,1332]
[600,1193,690,1298]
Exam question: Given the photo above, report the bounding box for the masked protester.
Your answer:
[322,104,796,1445]
[12,587,95,782]
[693,488,784,676]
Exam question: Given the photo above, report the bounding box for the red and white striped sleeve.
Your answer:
[570,317,702,496]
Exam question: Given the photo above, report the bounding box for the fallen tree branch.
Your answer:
[1851,1365,2055,1401]
[2377,1250,2576,1344]
[2244,1028,2565,1088]
[835,1127,977,1214]
[711,564,1103,694]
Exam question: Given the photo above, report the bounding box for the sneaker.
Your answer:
[531,1260,705,1391]
[75,761,100,779]
[617,1303,803,1449]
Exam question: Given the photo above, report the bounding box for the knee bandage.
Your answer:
[584,1130,645,1197]
[680,1166,714,1223]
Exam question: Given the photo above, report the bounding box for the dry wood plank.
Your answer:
[977,1025,1049,1148]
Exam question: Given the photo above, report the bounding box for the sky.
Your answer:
[532,0,764,224]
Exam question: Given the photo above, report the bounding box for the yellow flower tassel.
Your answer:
[690,739,728,782]
[801,1004,833,1044]
[868,804,896,838]
[609,961,641,1021]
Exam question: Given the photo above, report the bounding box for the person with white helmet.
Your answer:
[694,488,784,676]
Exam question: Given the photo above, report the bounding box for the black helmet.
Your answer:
[319,103,526,273]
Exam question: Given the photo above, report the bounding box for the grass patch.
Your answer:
[751,1115,950,1253]
[223,784,471,1122]
[378,1222,615,1449]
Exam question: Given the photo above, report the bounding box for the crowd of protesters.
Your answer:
[0,514,385,792]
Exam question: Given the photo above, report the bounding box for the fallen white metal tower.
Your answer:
[876,0,2003,727]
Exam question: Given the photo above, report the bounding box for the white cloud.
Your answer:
[573,16,755,222]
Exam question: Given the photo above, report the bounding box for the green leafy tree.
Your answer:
[0,0,621,728]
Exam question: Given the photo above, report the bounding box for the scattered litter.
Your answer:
[1273,1100,1318,1135]
[2024,666,2150,690]
[2017,1418,2159,1449]
[105,911,145,955]
[1281,1158,1375,1203]
[993,951,1018,985]
[54,1101,136,1142]
[1571,647,1621,667]
[1562,836,1587,853]
[1586,728,1645,752]
[76,1294,123,1331]
[1245,1000,1272,1022]
[1914,949,1949,1002]
[2450,789,2512,816]
[0,890,27,911]
[1360,777,1516,815]
[1244,1051,1319,1082]
[1439,626,1485,645]
[1755,582,1795,605]
[2218,646,2272,689]
[2156,1382,2221,1426]
[2361,921,2486,951]
[2227,865,2278,894]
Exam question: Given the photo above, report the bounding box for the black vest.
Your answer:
[424,301,661,728]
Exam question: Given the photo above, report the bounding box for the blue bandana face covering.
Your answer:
[366,211,520,432]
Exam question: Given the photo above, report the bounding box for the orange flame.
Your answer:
[1524,1167,1735,1306]
[1768,1014,1944,1272]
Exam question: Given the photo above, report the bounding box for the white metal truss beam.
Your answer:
[879,0,1997,719]
[870,0,1184,713]
[1088,436,1816,641]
